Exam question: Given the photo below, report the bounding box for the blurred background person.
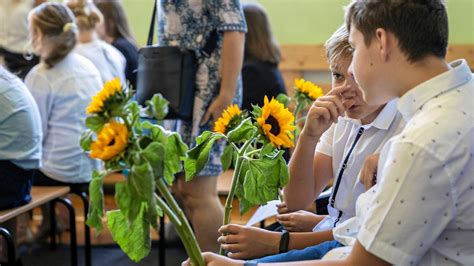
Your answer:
[95,0,138,89]
[66,0,126,85]
[241,3,286,111]
[0,0,45,79]
[25,2,102,238]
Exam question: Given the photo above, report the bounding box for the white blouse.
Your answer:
[74,39,126,85]
[25,53,102,183]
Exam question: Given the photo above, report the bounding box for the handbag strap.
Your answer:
[147,0,219,58]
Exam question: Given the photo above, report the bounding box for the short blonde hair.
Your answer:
[66,0,102,31]
[324,25,352,68]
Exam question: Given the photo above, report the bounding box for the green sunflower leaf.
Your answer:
[80,130,94,151]
[227,117,256,143]
[86,170,105,234]
[163,133,188,184]
[276,93,290,107]
[221,145,234,171]
[183,131,225,181]
[85,115,107,132]
[107,204,151,262]
[145,94,169,120]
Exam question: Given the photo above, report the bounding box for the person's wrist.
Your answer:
[299,129,321,143]
[269,231,282,255]
[278,231,290,253]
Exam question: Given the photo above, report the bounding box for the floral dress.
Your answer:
[158,0,247,176]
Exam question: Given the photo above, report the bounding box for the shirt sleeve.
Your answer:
[25,72,52,141]
[357,141,455,265]
[315,123,335,157]
[209,0,247,32]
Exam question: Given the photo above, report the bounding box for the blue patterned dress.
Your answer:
[158,0,247,176]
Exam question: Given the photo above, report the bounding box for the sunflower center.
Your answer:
[108,138,116,146]
[267,115,281,135]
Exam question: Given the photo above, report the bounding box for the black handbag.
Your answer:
[136,0,218,121]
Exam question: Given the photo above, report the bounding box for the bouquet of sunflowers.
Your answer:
[278,78,325,141]
[80,78,204,265]
[183,96,296,255]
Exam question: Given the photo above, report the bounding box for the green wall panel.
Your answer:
[121,0,474,46]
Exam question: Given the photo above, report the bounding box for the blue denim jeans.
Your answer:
[252,240,344,263]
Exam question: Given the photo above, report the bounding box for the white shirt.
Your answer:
[25,53,102,183]
[315,99,405,228]
[358,60,474,265]
[0,0,34,54]
[74,39,126,85]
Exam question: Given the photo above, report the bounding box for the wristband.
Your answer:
[279,230,290,253]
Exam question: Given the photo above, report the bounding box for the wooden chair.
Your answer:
[0,186,77,266]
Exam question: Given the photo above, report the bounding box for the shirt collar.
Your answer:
[398,59,472,121]
[341,99,399,131]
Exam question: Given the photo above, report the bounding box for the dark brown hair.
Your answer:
[66,0,102,31]
[94,0,136,46]
[345,0,448,62]
[325,25,352,68]
[30,2,77,68]
[243,3,281,64]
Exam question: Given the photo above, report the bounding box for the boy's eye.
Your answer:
[332,72,344,81]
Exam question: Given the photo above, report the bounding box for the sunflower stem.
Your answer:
[156,179,205,266]
[220,131,258,255]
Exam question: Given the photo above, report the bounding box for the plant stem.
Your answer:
[156,179,205,266]
[220,131,258,255]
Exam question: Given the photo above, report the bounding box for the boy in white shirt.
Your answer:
[218,25,405,262]
[185,0,474,265]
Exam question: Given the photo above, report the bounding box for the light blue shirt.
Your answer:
[0,67,42,169]
[25,53,102,183]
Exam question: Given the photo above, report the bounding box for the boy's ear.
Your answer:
[375,28,391,62]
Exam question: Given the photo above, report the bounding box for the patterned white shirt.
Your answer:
[358,60,474,265]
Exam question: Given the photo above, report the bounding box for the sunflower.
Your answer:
[214,104,242,134]
[90,121,129,161]
[86,78,123,114]
[257,96,295,148]
[294,78,324,101]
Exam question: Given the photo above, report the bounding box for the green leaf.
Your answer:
[80,130,94,151]
[145,94,169,120]
[278,155,289,188]
[141,142,165,178]
[183,131,225,181]
[251,105,262,119]
[243,154,284,205]
[227,117,257,143]
[276,93,290,107]
[126,101,141,130]
[221,145,234,171]
[129,161,158,228]
[86,170,104,234]
[142,121,167,143]
[85,116,107,132]
[163,133,188,184]
[115,181,141,224]
[107,204,151,262]
[260,140,275,157]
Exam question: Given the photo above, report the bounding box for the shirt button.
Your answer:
[196,34,203,42]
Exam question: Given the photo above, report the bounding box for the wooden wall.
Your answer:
[279,44,474,94]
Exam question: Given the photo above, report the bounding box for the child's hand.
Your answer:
[276,202,289,214]
[182,252,244,266]
[359,154,380,191]
[276,210,324,232]
[301,87,353,139]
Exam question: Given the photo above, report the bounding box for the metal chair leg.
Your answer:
[158,214,165,266]
[54,197,77,266]
[0,227,15,265]
[49,201,57,250]
[74,191,91,266]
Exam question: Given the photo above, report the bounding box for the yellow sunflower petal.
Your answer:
[89,121,129,161]
[213,104,242,134]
